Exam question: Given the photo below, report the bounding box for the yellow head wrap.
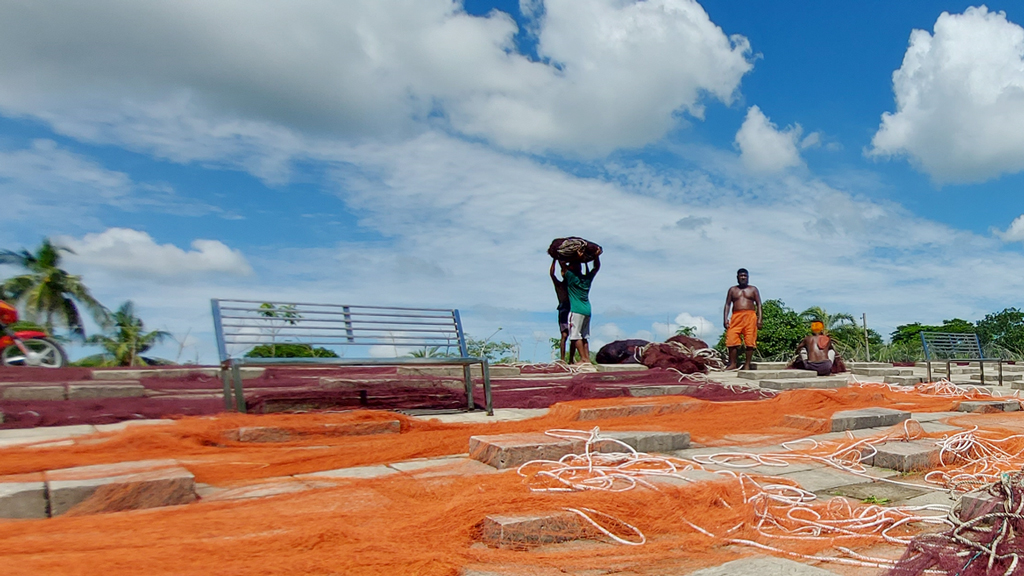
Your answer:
[811,321,824,333]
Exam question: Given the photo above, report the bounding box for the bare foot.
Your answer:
[724,364,739,371]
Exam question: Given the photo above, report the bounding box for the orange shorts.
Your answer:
[726,310,758,348]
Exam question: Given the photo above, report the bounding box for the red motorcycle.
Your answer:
[0,301,67,368]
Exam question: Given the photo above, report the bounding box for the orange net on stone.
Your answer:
[0,387,983,576]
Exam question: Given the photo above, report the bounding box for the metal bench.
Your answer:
[211,299,493,415]
[920,331,1003,386]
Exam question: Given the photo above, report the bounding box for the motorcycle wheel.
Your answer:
[1,337,68,368]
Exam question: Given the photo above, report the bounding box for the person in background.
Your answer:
[796,320,835,376]
[565,253,600,364]
[550,258,570,361]
[723,268,762,370]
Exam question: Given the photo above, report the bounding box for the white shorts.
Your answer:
[568,312,590,340]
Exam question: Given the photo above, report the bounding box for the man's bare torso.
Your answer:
[801,335,831,362]
[727,285,759,311]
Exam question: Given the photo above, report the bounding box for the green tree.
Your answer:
[0,239,109,338]
[976,308,1024,356]
[466,337,519,364]
[244,343,339,358]
[257,302,300,357]
[85,301,171,366]
[798,306,855,332]
[675,325,697,337]
[716,299,805,360]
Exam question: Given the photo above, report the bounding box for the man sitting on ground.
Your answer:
[795,320,835,376]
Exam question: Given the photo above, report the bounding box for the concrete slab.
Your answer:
[781,414,828,430]
[959,490,1004,523]
[0,474,48,519]
[737,369,816,380]
[865,440,941,472]
[389,457,499,478]
[67,382,146,400]
[575,398,702,421]
[819,479,929,503]
[469,433,585,469]
[884,375,924,386]
[597,431,691,453]
[901,490,956,515]
[396,365,520,378]
[852,367,912,377]
[688,556,841,575]
[0,424,97,442]
[848,362,896,369]
[911,411,961,423]
[749,362,790,370]
[957,400,1020,413]
[93,367,264,380]
[225,426,293,443]
[594,363,648,372]
[45,459,196,516]
[628,385,699,397]
[1,385,65,401]
[93,419,175,433]
[199,480,318,502]
[759,377,848,390]
[480,511,583,548]
[294,465,398,480]
[830,407,911,432]
[776,468,865,492]
[644,469,735,488]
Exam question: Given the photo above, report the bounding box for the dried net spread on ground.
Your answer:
[1,385,1023,575]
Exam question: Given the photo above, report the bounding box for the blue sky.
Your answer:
[2,0,1024,362]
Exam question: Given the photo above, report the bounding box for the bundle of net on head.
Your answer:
[548,237,602,263]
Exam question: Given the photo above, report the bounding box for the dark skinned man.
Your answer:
[723,268,762,370]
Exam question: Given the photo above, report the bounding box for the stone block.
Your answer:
[957,400,1020,413]
[969,373,1023,383]
[574,398,702,421]
[884,375,924,386]
[67,382,146,400]
[782,414,828,430]
[777,468,864,492]
[759,377,848,390]
[0,474,48,519]
[1,385,65,401]
[628,385,698,397]
[294,465,397,480]
[847,362,896,369]
[749,362,789,370]
[45,459,196,516]
[389,457,499,478]
[959,490,1004,523]
[645,469,733,488]
[396,365,520,378]
[596,431,690,453]
[225,426,293,443]
[688,556,841,575]
[480,511,583,548]
[469,433,585,469]
[851,367,906,377]
[866,440,941,472]
[200,480,317,502]
[737,369,816,380]
[830,407,911,432]
[593,363,648,372]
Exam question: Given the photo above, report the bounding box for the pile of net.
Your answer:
[596,335,724,375]
[887,471,1024,576]
[548,237,602,263]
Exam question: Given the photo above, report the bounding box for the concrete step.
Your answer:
[627,385,699,397]
[862,439,940,472]
[969,373,1024,383]
[689,557,841,576]
[830,408,910,432]
[93,367,265,380]
[884,375,924,386]
[594,363,648,372]
[759,377,848,390]
[749,361,788,370]
[847,362,895,369]
[851,367,913,376]
[737,369,816,380]
[0,381,145,401]
[957,400,1020,413]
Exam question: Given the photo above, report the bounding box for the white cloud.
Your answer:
[868,7,1024,183]
[735,106,804,173]
[995,215,1024,242]
[0,0,751,158]
[56,228,252,278]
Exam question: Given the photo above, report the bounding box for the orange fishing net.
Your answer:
[0,387,984,576]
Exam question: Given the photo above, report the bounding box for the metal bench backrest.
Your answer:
[919,332,983,361]
[212,299,470,362]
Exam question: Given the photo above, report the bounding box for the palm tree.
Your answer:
[86,301,171,366]
[0,239,109,338]
[799,306,855,333]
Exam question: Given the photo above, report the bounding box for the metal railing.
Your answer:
[211,299,492,414]
[920,331,1003,386]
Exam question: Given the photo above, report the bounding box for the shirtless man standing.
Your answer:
[796,321,835,376]
[723,268,762,370]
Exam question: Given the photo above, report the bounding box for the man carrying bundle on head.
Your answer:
[564,251,600,365]
[550,259,571,362]
[723,268,762,370]
[796,320,836,376]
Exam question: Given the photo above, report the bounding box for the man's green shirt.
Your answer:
[564,268,596,316]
